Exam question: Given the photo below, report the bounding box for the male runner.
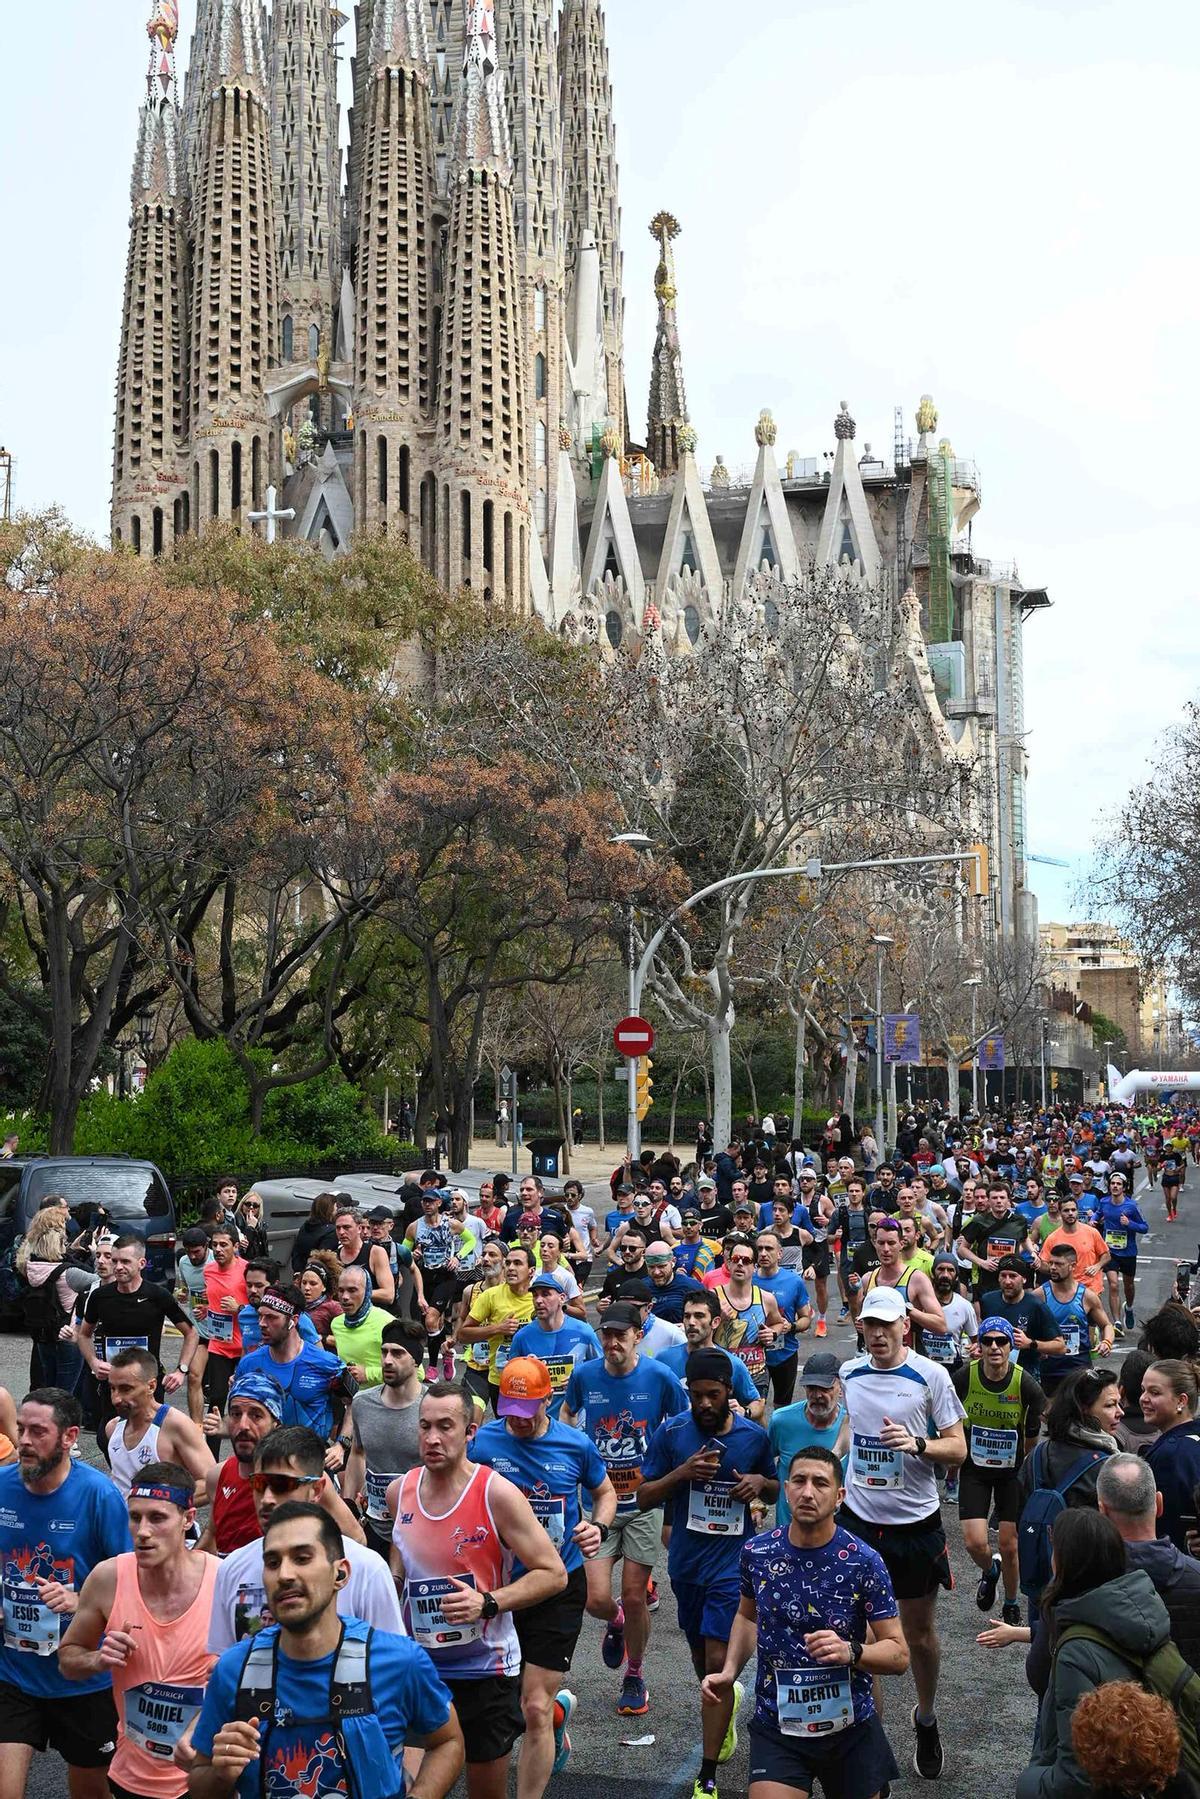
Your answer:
[60,1460,217,1798]
[838,1286,966,1779]
[191,1501,463,1799]
[79,1235,196,1442]
[345,1318,427,1558]
[923,1255,978,1373]
[330,1263,392,1386]
[834,1176,871,1320]
[335,1205,397,1309]
[0,1388,131,1798]
[174,1226,213,1427]
[956,1184,1028,1302]
[199,1225,248,1458]
[238,1283,347,1436]
[753,1230,812,1409]
[703,1445,907,1799]
[561,1303,688,1716]
[509,1274,602,1417]
[644,1241,703,1323]
[860,1216,945,1348]
[1093,1171,1148,1334]
[712,1240,788,1404]
[1037,1194,1110,1294]
[1036,1241,1113,1399]
[657,1292,764,1420]
[196,1370,286,1555]
[388,1383,567,1799]
[458,1244,536,1410]
[639,1350,777,1799]
[208,1425,402,1651]
[795,1171,834,1336]
[766,1351,849,1524]
[951,1318,1045,1627]
[673,1210,721,1281]
[977,1256,1066,1379]
[104,1347,216,1500]
[470,1358,617,1796]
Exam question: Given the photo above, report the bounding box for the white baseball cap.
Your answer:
[859,1286,907,1325]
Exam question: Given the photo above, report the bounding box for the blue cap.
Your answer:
[978,1316,1016,1347]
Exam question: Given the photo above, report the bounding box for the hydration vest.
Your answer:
[234,1624,397,1799]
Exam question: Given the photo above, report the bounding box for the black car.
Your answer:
[0,1155,178,1285]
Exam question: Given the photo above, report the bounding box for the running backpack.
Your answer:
[1017,1441,1105,1599]
[1055,1623,1200,1785]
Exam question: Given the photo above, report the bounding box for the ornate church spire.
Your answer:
[499,0,566,552]
[188,0,280,532]
[645,211,690,480]
[112,2,191,554]
[438,0,531,606]
[350,0,437,536]
[269,1,343,392]
[559,0,625,444]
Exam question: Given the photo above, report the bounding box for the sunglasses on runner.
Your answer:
[250,1471,322,1496]
[979,1335,1010,1348]
[728,1253,755,1266]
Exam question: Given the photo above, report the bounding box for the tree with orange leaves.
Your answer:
[0,515,364,1150]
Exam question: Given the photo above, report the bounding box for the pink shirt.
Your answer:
[202,1256,248,1356]
[109,1549,218,1797]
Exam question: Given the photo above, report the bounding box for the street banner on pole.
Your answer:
[978,1034,1006,1071]
[883,1014,921,1064]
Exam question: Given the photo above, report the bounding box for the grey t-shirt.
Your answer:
[350,1387,422,1526]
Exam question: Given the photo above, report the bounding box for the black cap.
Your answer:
[601,1303,643,1330]
[617,1278,653,1302]
[680,1208,700,1222]
[366,1205,394,1223]
[996,1254,1028,1278]
[686,1348,733,1387]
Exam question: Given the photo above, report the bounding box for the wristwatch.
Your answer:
[178,1364,190,1377]
[480,1591,500,1620]
[594,1523,610,1543]
[848,1636,865,1667]
[910,1435,928,1458]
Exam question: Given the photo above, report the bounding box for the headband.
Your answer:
[129,1482,193,1509]
[259,1289,297,1318]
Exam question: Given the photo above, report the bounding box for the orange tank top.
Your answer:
[109,1550,219,1798]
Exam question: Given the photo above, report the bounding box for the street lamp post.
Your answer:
[1039,1017,1048,1109]
[621,847,984,1157]
[610,831,656,1159]
[964,977,982,1114]
[872,936,893,1162]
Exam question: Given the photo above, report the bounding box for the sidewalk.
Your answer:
[452,1131,673,1189]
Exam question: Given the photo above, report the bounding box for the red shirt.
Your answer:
[203,1255,249,1357]
[212,1454,259,1553]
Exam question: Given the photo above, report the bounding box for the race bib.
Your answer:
[407,1575,484,1648]
[125,1681,205,1758]
[606,1462,643,1514]
[733,1342,767,1379]
[686,1479,746,1536]
[104,1335,150,1359]
[365,1469,396,1523]
[776,1665,854,1736]
[494,1342,511,1373]
[469,1339,490,1367]
[1061,1322,1083,1356]
[529,1495,566,1546]
[2,1577,62,1655]
[541,1355,574,1393]
[206,1309,235,1342]
[987,1238,1016,1263]
[850,1432,903,1490]
[1105,1230,1129,1251]
[922,1332,957,1365]
[971,1426,1018,1471]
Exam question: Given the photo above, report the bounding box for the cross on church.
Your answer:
[247,484,295,544]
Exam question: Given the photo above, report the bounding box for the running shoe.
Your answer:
[912,1708,945,1779]
[815,1318,827,1338]
[553,1689,576,1773]
[943,1470,959,1503]
[975,1551,1002,1613]
[617,1673,649,1716]
[838,1305,850,1322]
[601,1611,626,1670]
[646,1577,660,1612]
[440,1346,456,1380]
[718,1681,743,1764]
[1113,1320,1125,1339]
[691,1781,717,1799]
[1002,1600,1023,1627]
[1124,1304,1136,1329]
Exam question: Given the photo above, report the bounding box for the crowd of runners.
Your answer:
[2,1100,1200,1798]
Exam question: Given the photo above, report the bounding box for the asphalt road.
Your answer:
[3,1183,1191,1799]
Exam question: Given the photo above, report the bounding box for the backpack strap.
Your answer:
[1053,1450,1104,1497]
[233,1638,277,1722]
[331,1627,373,1718]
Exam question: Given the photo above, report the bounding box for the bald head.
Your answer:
[1096,1452,1160,1538]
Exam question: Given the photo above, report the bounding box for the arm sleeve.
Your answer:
[1020,1374,1047,1434]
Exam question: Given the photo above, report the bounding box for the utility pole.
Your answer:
[872,935,893,1160]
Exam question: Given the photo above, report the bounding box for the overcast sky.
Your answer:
[3,0,1197,928]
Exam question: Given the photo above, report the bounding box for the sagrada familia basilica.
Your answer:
[111,0,1049,943]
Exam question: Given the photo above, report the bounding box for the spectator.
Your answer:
[1114,1350,1158,1452]
[235,1191,270,1259]
[1072,1682,1190,1799]
[1139,1304,1200,1363]
[1140,1360,1200,1550]
[1018,1511,1172,1799]
[1096,1453,1200,1671]
[289,1190,341,1271]
[1018,1365,1121,1519]
[15,1204,93,1392]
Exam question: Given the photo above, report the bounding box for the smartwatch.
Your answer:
[480,1591,500,1620]
[848,1636,865,1667]
[178,1364,190,1377]
[910,1435,928,1458]
[594,1522,610,1543]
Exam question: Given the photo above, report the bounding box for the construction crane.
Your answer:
[0,446,12,522]
[1027,854,1071,869]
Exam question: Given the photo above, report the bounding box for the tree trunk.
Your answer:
[596,1043,607,1151]
[887,1062,898,1155]
[563,1070,574,1176]
[550,1053,569,1172]
[668,1062,685,1151]
[740,1044,760,1119]
[709,1011,735,1147]
[792,1009,807,1135]
[842,1016,858,1119]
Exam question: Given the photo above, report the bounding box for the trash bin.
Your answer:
[529,1137,564,1179]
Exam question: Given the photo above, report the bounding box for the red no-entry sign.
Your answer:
[614,1015,655,1056]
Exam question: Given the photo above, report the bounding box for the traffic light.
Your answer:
[636,1056,654,1121]
[965,841,990,897]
